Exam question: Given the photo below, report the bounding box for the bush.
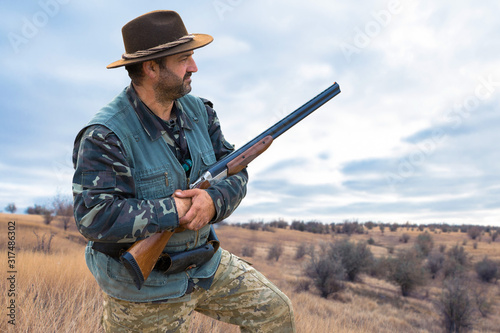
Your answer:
[266,243,283,261]
[387,249,426,296]
[400,233,410,243]
[364,221,375,230]
[5,203,17,213]
[330,239,374,282]
[295,243,313,260]
[340,220,363,235]
[32,231,56,253]
[415,232,434,257]
[492,230,499,242]
[447,245,468,266]
[268,218,288,229]
[290,220,306,232]
[427,252,445,279]
[475,256,498,283]
[241,245,255,257]
[42,209,55,225]
[305,252,346,298]
[467,226,482,240]
[443,258,466,279]
[438,277,474,333]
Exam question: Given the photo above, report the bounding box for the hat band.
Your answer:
[121,34,195,60]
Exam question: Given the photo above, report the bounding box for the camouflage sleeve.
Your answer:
[72,125,180,243]
[202,100,248,222]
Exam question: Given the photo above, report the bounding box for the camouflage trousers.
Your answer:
[102,249,295,332]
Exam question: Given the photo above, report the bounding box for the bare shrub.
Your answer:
[415,232,434,257]
[33,231,56,253]
[295,243,313,260]
[266,243,283,261]
[400,233,410,243]
[447,245,468,266]
[5,203,17,213]
[438,277,475,333]
[467,226,482,240]
[330,239,374,282]
[241,245,255,257]
[474,256,498,283]
[387,249,426,296]
[427,252,445,279]
[443,258,466,279]
[52,194,74,231]
[42,208,55,225]
[305,252,346,298]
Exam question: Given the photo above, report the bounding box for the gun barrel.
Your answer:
[264,82,341,140]
[206,82,341,177]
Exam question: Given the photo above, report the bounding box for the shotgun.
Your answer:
[121,82,341,289]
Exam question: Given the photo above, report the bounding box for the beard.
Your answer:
[153,67,192,104]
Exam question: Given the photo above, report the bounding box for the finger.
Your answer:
[173,189,198,198]
[184,219,209,231]
[179,209,195,225]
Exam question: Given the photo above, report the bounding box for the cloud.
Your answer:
[0,1,498,226]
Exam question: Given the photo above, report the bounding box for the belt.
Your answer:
[91,226,220,275]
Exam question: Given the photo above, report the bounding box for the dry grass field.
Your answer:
[1,213,499,332]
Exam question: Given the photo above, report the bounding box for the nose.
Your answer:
[188,57,198,73]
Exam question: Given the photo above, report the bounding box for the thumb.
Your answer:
[173,189,196,198]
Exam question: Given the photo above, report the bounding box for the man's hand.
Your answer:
[174,189,216,231]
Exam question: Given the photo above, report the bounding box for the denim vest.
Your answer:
[84,88,221,302]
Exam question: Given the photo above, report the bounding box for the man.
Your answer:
[72,10,295,332]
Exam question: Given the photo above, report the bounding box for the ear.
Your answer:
[142,61,158,80]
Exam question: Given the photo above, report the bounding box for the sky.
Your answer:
[1,0,499,226]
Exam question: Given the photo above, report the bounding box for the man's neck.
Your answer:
[132,83,174,121]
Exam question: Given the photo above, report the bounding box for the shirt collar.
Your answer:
[125,84,193,141]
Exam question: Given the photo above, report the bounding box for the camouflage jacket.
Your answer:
[72,85,248,244]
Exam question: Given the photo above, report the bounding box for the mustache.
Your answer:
[184,72,192,80]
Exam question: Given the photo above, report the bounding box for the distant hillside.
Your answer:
[0,213,86,253]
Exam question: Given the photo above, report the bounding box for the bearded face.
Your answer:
[153,64,193,104]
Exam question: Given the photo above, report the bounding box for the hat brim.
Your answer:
[106,33,213,69]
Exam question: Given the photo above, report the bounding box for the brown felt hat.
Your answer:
[107,10,213,69]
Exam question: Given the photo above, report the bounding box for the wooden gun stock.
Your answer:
[120,228,180,290]
[120,82,341,290]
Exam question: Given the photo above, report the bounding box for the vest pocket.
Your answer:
[136,168,173,200]
[201,150,216,167]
